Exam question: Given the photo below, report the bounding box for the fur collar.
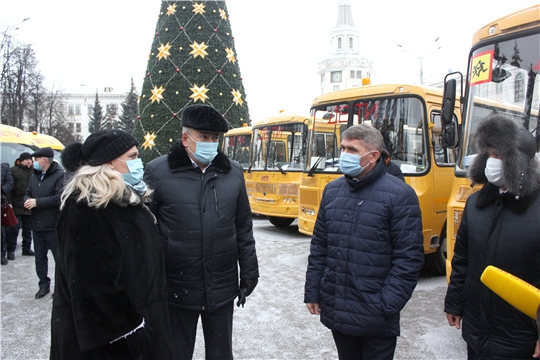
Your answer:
[166,140,231,173]
[474,182,539,215]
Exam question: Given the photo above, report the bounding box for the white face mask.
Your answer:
[485,157,504,187]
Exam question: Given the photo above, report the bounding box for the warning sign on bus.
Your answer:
[470,50,493,85]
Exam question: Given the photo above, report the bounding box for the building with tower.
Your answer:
[318,0,373,94]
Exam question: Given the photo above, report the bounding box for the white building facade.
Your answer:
[318,0,373,94]
[64,87,127,141]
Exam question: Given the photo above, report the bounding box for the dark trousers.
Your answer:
[332,330,397,360]
[169,301,234,360]
[467,344,476,360]
[33,230,57,289]
[1,226,6,258]
[6,214,32,252]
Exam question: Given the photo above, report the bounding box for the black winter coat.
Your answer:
[51,189,172,359]
[9,163,33,215]
[444,183,540,359]
[1,162,13,196]
[304,160,424,337]
[144,142,259,312]
[24,161,64,231]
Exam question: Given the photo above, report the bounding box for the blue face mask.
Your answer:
[187,134,219,164]
[33,159,42,171]
[339,151,373,177]
[120,158,144,186]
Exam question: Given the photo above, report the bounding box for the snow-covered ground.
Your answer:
[1,217,466,359]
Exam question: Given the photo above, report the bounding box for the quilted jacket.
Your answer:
[304,159,424,337]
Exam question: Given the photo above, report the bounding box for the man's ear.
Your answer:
[181,132,189,148]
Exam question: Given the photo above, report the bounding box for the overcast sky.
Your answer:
[2,0,539,121]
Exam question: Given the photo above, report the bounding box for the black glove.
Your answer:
[125,327,152,358]
[237,278,258,307]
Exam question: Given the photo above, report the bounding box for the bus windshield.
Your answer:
[461,31,540,170]
[223,133,251,168]
[252,123,306,171]
[309,96,428,175]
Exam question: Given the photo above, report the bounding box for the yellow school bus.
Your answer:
[440,4,540,280]
[0,125,36,165]
[222,124,252,170]
[248,114,310,227]
[27,131,65,160]
[298,84,461,274]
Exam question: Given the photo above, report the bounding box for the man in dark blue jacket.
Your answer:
[304,124,424,360]
[24,147,64,299]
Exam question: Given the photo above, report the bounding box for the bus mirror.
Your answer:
[441,123,458,148]
[441,79,456,125]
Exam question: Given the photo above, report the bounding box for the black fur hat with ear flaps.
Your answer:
[468,113,540,200]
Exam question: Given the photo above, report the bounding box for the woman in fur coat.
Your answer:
[444,114,540,359]
[51,130,171,360]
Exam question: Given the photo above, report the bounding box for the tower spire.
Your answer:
[336,0,354,27]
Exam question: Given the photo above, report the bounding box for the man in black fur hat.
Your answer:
[24,147,64,299]
[144,104,259,360]
[444,114,540,359]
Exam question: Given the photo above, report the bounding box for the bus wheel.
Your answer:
[424,231,447,275]
[268,217,295,228]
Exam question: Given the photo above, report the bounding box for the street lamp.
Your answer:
[397,37,441,85]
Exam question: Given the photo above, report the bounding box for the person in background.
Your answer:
[6,152,35,259]
[144,104,259,360]
[1,162,14,265]
[304,124,424,360]
[24,147,64,299]
[381,145,405,181]
[51,129,171,359]
[444,114,540,359]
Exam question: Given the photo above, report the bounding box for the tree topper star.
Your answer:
[190,41,209,59]
[150,86,165,103]
[142,132,157,150]
[190,84,210,103]
[156,42,172,60]
[231,89,244,106]
[225,48,236,63]
[192,3,205,15]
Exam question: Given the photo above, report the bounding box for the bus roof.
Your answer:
[251,114,310,127]
[224,125,252,136]
[27,131,65,151]
[471,4,540,45]
[0,124,34,146]
[311,84,444,107]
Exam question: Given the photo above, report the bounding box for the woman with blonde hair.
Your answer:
[51,129,171,359]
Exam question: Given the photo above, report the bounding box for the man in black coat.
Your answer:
[445,114,540,359]
[1,162,14,265]
[6,152,35,259]
[144,104,259,360]
[24,147,64,299]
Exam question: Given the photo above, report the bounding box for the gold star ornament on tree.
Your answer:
[189,41,209,59]
[166,3,177,16]
[142,132,157,150]
[231,89,244,106]
[225,48,236,63]
[156,42,172,60]
[190,84,210,102]
[192,3,205,15]
[150,85,165,103]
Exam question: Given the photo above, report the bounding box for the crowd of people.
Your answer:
[1,107,538,359]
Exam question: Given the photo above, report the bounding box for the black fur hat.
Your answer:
[31,147,54,158]
[468,113,540,199]
[181,104,229,133]
[61,130,138,172]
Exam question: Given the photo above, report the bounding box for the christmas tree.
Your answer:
[133,0,250,162]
